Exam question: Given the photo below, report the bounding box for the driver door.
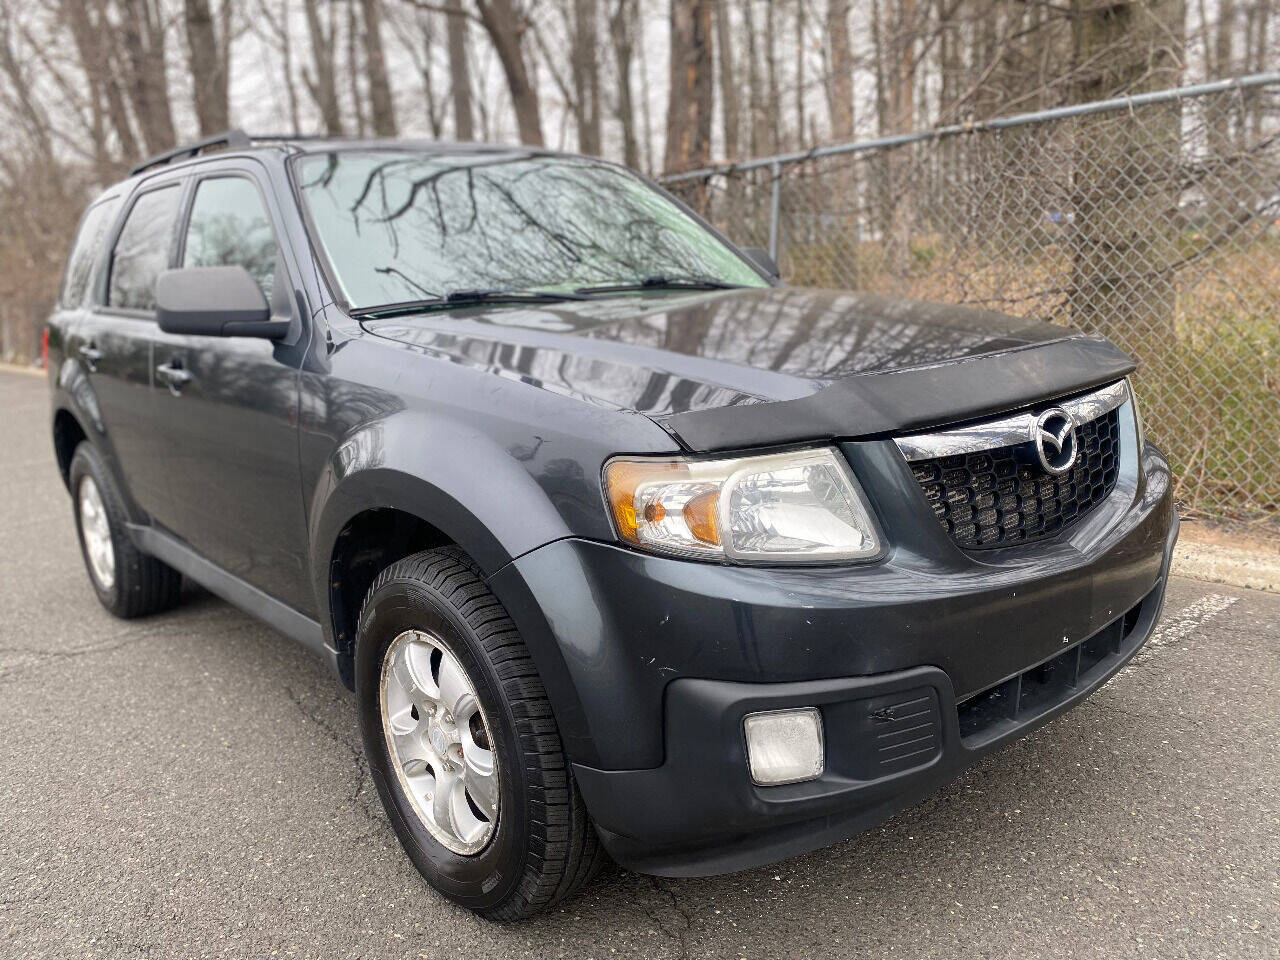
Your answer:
[150,162,314,613]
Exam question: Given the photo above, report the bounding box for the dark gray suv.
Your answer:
[47,131,1178,919]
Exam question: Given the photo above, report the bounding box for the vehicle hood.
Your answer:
[361,286,1134,452]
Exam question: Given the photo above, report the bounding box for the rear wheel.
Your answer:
[69,443,182,618]
[355,546,607,920]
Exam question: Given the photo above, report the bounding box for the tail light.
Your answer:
[41,327,49,370]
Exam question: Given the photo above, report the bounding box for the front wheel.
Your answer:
[354,547,606,920]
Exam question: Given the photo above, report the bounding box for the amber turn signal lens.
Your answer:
[682,488,720,545]
[604,459,690,546]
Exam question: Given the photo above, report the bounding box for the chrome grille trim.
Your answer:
[894,380,1129,463]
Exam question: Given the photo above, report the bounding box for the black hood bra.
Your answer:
[362,285,1134,451]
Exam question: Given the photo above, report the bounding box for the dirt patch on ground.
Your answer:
[1178,516,1280,556]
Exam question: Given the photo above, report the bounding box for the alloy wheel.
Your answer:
[78,475,116,591]
[379,629,499,855]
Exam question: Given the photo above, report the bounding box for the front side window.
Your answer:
[108,186,181,311]
[294,151,767,310]
[183,177,278,301]
[60,195,122,309]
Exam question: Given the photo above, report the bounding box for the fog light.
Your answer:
[743,708,824,785]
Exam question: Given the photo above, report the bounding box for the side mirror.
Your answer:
[741,246,780,280]
[156,266,287,338]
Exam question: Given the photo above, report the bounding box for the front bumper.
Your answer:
[487,413,1177,876]
[577,559,1171,875]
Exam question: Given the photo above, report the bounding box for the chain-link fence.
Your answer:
[662,74,1280,535]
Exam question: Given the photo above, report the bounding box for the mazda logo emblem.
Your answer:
[1034,408,1078,475]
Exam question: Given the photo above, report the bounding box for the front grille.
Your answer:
[910,408,1121,549]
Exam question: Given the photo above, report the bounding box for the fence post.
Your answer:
[768,161,782,264]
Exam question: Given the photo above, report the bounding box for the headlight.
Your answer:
[1126,377,1146,452]
[604,447,881,563]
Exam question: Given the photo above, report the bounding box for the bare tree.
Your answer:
[664,0,713,174]
[826,0,853,140]
[764,0,780,151]
[608,0,639,167]
[347,0,367,134]
[714,0,739,159]
[60,0,137,175]
[888,0,919,134]
[116,0,177,152]
[303,0,345,134]
[184,0,232,135]
[360,0,399,135]
[0,7,57,169]
[637,1,654,171]
[743,0,763,155]
[474,0,544,145]
[446,0,474,139]
[570,0,602,153]
[253,0,302,133]
[794,0,805,148]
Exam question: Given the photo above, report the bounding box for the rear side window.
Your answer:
[108,185,181,311]
[183,177,278,301]
[59,196,122,309]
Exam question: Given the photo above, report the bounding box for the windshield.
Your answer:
[294,150,768,310]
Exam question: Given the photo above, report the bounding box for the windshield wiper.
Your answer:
[350,288,589,319]
[574,275,746,295]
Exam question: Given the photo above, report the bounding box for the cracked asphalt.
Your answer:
[2,367,1278,959]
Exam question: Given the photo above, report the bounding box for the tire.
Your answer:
[354,546,607,920]
[68,443,182,618]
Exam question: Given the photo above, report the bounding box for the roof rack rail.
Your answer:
[241,132,344,142]
[129,129,253,176]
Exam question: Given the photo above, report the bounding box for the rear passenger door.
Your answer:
[80,179,186,522]
[150,162,312,611]
[52,190,122,428]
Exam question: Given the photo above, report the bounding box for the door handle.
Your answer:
[156,360,192,393]
[78,343,102,369]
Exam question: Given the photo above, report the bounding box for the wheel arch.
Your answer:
[52,406,89,488]
[312,456,573,689]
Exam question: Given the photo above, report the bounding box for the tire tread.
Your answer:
[360,546,607,920]
[70,444,181,619]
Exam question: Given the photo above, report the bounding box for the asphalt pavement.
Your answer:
[2,366,1277,959]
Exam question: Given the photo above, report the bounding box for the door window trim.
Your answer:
[57,192,122,311]
[94,176,191,321]
[175,172,283,291]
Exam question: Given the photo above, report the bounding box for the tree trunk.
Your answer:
[664,0,713,178]
[570,0,601,154]
[637,2,654,172]
[794,0,805,149]
[446,0,474,140]
[184,0,230,135]
[302,0,344,134]
[277,0,302,133]
[475,0,544,146]
[360,0,398,135]
[117,0,177,153]
[1069,0,1186,340]
[347,0,366,135]
[888,0,917,135]
[764,0,780,152]
[743,0,762,156]
[608,0,639,168]
[714,0,738,160]
[825,0,854,141]
[61,0,136,172]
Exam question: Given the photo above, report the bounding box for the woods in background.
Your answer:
[0,0,1273,359]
